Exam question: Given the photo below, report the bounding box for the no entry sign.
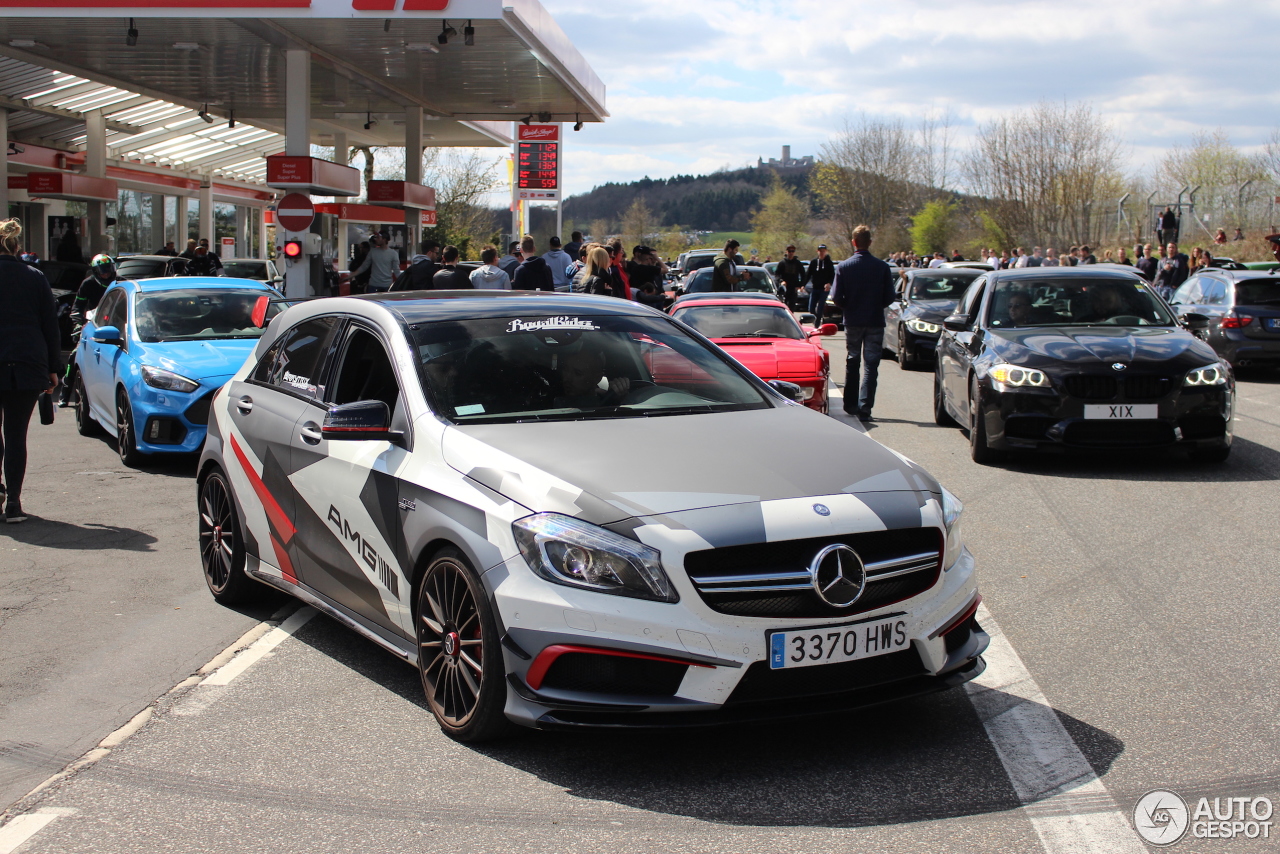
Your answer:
[276,193,315,231]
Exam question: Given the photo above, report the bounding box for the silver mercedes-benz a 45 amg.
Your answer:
[197,291,986,741]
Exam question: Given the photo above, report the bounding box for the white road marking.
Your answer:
[966,605,1144,854]
[202,607,317,686]
[0,809,75,853]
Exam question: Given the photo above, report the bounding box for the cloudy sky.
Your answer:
[545,0,1280,197]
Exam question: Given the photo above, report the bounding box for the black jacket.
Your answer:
[775,256,808,287]
[187,253,223,276]
[432,265,473,290]
[1153,254,1190,290]
[807,255,836,289]
[392,257,438,291]
[512,255,556,292]
[1136,256,1158,281]
[0,255,62,390]
[73,272,112,325]
[829,250,895,328]
[580,273,613,297]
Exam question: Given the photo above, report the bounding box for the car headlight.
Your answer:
[798,385,816,400]
[513,513,678,603]
[940,486,964,570]
[141,366,200,393]
[990,363,1049,388]
[1184,363,1227,386]
[906,318,941,334]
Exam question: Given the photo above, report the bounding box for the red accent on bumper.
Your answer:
[229,433,295,545]
[525,644,714,691]
[931,594,982,640]
[270,533,297,584]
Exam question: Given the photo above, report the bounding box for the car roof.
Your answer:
[672,298,790,309]
[906,267,982,277]
[118,255,179,262]
[351,290,665,325]
[988,266,1143,281]
[1193,268,1280,280]
[131,276,275,291]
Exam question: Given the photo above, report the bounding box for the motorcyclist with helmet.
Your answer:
[58,253,119,406]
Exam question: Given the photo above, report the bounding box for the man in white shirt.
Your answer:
[351,232,400,292]
[927,252,946,268]
[1013,248,1029,268]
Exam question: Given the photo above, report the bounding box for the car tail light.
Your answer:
[1220,314,1252,328]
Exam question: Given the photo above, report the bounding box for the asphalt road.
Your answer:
[3,336,1279,852]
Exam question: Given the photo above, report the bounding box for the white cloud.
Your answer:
[542,0,1280,196]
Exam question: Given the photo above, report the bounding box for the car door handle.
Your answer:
[235,395,253,414]
[299,422,322,445]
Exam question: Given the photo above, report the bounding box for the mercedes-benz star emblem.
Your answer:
[1112,363,1127,371]
[809,544,867,608]
[812,503,831,517]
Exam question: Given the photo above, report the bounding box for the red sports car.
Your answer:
[670,298,836,413]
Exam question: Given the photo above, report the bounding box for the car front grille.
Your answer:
[1062,420,1176,447]
[726,647,926,705]
[684,528,942,619]
[540,653,687,698]
[1061,374,1175,401]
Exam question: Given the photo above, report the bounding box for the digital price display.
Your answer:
[517,142,559,190]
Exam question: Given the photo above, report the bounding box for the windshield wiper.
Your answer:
[721,332,786,338]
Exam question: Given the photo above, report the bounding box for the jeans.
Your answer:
[844,326,885,416]
[0,389,41,503]
[807,287,827,323]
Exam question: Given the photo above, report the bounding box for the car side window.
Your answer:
[1201,278,1227,305]
[95,289,125,329]
[263,316,341,400]
[1174,280,1203,305]
[328,325,402,413]
[956,278,986,327]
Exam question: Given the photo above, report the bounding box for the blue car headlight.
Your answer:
[513,513,677,602]
[141,366,200,394]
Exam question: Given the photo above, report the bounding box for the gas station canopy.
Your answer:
[0,0,606,166]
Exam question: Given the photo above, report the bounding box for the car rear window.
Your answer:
[1234,278,1280,306]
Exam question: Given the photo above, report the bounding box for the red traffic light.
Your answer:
[282,240,303,259]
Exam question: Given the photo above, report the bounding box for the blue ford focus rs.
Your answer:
[74,277,280,466]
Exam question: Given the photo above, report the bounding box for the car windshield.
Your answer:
[987,277,1176,328]
[118,260,168,279]
[910,273,978,300]
[410,313,772,424]
[1234,278,1280,305]
[222,261,267,280]
[134,288,280,342]
[686,268,775,294]
[676,304,805,340]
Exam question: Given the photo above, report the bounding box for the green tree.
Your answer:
[909,199,958,256]
[620,198,655,248]
[751,178,814,258]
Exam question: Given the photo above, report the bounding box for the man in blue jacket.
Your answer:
[829,225,896,421]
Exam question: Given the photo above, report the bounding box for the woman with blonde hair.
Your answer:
[0,218,61,522]
[578,246,614,296]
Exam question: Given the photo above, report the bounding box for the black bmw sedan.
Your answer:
[934,266,1234,464]
[885,268,984,369]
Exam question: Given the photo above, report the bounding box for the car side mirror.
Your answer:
[767,379,804,402]
[796,312,817,326]
[809,323,838,337]
[322,400,392,439]
[943,315,969,332]
[1181,312,1210,331]
[92,325,123,345]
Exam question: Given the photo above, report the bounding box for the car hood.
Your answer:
[906,299,959,322]
[986,325,1218,369]
[442,406,941,527]
[134,338,261,381]
[711,338,820,377]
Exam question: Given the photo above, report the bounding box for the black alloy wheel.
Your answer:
[198,468,259,604]
[898,324,916,370]
[934,366,956,426]
[416,548,514,742]
[969,375,1004,465]
[115,389,145,468]
[74,375,102,436]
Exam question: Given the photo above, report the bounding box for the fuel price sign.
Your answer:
[516,124,560,200]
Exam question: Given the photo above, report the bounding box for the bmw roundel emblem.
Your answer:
[1111,363,1127,371]
[813,503,831,517]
